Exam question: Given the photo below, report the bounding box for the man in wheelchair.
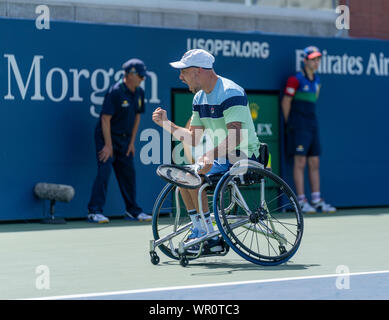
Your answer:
[152,49,264,254]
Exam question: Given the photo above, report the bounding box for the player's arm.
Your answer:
[198,121,242,174]
[205,121,242,161]
[152,107,204,146]
[281,76,299,124]
[99,114,113,162]
[131,113,141,143]
[127,113,141,156]
[281,96,293,123]
[171,123,205,147]
[128,89,146,156]
[316,84,321,99]
[99,87,117,162]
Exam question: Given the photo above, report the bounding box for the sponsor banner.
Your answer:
[0,17,388,220]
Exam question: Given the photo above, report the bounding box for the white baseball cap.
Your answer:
[170,49,215,69]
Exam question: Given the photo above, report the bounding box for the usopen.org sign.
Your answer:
[3,54,161,117]
[186,38,270,59]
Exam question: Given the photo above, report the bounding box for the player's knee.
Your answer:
[308,156,320,170]
[294,155,307,168]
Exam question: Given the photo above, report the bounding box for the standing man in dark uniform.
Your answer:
[282,46,336,214]
[87,59,152,223]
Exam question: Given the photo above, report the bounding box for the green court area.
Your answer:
[1,207,388,300]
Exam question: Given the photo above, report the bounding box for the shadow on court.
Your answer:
[158,260,321,276]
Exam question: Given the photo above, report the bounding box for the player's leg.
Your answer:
[307,128,321,197]
[179,186,208,213]
[184,186,222,253]
[308,156,320,194]
[179,187,207,238]
[180,158,223,228]
[113,149,151,221]
[87,158,113,223]
[308,130,336,213]
[87,132,112,223]
[293,155,307,198]
[182,160,230,253]
[291,129,316,213]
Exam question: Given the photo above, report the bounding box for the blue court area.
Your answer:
[48,271,389,300]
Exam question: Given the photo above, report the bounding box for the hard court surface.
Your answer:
[1,207,388,300]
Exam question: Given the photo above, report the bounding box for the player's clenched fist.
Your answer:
[152,107,168,127]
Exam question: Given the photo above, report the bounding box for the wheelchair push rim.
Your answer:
[213,165,304,266]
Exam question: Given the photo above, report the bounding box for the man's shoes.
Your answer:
[312,199,336,213]
[124,211,152,222]
[206,237,223,253]
[88,213,110,224]
[186,228,205,239]
[184,228,206,254]
[185,229,223,254]
[299,200,317,214]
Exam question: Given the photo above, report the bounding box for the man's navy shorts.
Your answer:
[287,127,321,157]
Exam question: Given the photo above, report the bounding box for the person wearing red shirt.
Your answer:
[281,46,336,214]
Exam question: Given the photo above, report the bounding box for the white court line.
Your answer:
[25,270,389,300]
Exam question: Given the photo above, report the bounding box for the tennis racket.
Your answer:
[156,163,204,189]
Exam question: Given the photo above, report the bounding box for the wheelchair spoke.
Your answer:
[265,191,285,206]
[261,221,278,256]
[268,202,292,213]
[266,214,299,238]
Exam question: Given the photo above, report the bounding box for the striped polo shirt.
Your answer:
[190,76,260,158]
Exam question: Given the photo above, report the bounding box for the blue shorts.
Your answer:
[206,158,232,176]
[287,128,321,157]
[206,154,260,177]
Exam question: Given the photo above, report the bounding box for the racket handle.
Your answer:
[194,162,204,172]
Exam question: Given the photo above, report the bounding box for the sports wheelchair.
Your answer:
[149,144,304,267]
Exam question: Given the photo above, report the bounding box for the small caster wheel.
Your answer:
[150,252,160,265]
[180,256,189,267]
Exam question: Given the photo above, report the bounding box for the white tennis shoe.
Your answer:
[299,200,317,214]
[312,199,336,213]
[125,211,152,222]
[88,213,110,223]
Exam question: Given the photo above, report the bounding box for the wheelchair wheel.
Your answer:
[213,165,304,266]
[151,183,214,260]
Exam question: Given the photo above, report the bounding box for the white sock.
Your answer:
[297,194,306,202]
[204,212,218,240]
[311,192,321,203]
[188,210,205,233]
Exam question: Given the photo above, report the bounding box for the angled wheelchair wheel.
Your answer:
[213,165,304,266]
[151,183,214,261]
[152,183,190,260]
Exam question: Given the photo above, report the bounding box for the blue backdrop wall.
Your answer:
[0,17,388,221]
